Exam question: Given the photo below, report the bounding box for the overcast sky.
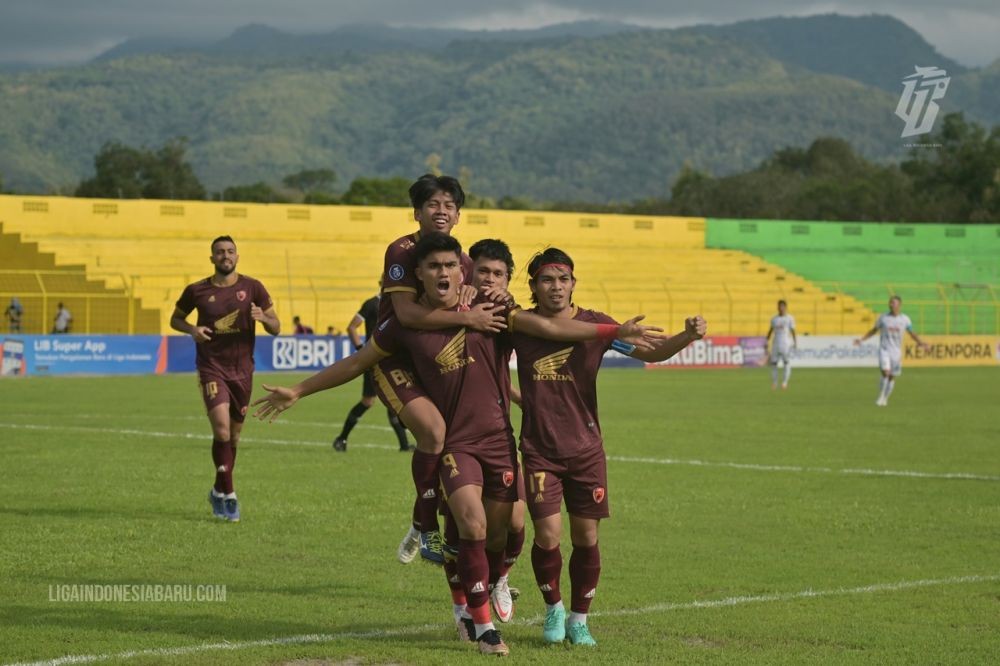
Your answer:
[2,0,998,67]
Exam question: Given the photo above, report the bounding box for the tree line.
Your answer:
[6,113,994,223]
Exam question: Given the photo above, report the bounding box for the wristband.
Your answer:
[354,344,363,351]
[610,339,636,356]
[596,324,619,342]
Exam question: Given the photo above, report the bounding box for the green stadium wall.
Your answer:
[705,219,1000,335]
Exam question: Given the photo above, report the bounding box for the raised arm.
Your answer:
[251,344,384,422]
[631,316,706,363]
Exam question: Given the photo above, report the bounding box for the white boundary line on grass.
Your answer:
[3,422,999,482]
[5,573,998,666]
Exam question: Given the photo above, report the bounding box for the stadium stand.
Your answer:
[707,219,1000,334]
[0,195,878,335]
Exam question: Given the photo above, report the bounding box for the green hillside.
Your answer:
[0,15,996,201]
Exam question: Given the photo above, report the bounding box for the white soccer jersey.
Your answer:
[770,314,796,351]
[877,313,912,355]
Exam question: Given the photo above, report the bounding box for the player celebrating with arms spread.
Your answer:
[855,295,929,406]
[511,248,706,647]
[251,233,662,656]
[170,235,280,522]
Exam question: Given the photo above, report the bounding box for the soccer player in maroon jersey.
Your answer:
[438,238,526,628]
[251,233,660,656]
[511,247,706,646]
[377,174,506,566]
[170,235,281,523]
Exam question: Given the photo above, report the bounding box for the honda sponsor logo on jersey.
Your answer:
[271,337,339,370]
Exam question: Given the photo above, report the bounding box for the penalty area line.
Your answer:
[5,573,997,666]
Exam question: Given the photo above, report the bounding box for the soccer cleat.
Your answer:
[875,396,887,407]
[208,490,226,520]
[567,622,597,646]
[490,575,515,623]
[224,497,240,522]
[781,382,788,390]
[476,628,510,656]
[456,615,476,642]
[397,525,421,564]
[542,605,566,644]
[332,437,347,452]
[420,530,445,565]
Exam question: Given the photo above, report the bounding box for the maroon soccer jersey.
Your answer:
[511,306,618,459]
[378,232,474,324]
[371,310,512,450]
[175,275,273,378]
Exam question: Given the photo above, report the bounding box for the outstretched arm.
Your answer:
[632,316,707,363]
[512,311,664,350]
[252,344,384,422]
[907,328,931,351]
[854,326,879,345]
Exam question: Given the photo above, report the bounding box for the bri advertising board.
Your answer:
[166,334,356,373]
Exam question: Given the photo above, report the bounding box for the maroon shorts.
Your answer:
[522,444,609,520]
[439,433,520,503]
[373,355,427,415]
[198,373,252,423]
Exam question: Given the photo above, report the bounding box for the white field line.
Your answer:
[5,573,998,666]
[3,422,998,482]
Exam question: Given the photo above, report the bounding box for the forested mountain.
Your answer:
[0,14,995,201]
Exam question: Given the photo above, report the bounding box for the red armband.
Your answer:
[596,324,620,342]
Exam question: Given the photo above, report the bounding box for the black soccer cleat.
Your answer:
[332,437,347,452]
[477,628,509,656]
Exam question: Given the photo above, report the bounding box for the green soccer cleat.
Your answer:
[567,622,597,646]
[542,605,566,644]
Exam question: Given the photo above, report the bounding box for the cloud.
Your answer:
[0,0,996,66]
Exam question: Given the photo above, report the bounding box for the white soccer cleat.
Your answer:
[397,525,421,564]
[490,574,515,623]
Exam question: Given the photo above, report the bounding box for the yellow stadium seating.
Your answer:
[0,195,875,336]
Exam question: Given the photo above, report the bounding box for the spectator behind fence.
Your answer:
[293,316,314,335]
[52,302,72,334]
[5,297,23,333]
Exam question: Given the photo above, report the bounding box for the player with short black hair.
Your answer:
[170,235,281,522]
[513,247,705,646]
[377,175,510,566]
[855,295,929,406]
[766,299,797,390]
[251,233,662,656]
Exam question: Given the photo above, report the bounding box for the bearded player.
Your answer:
[170,235,281,522]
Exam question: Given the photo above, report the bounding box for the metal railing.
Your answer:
[3,270,997,336]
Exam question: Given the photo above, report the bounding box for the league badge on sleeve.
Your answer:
[388,264,405,281]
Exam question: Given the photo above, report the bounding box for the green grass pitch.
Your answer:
[1,367,998,665]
